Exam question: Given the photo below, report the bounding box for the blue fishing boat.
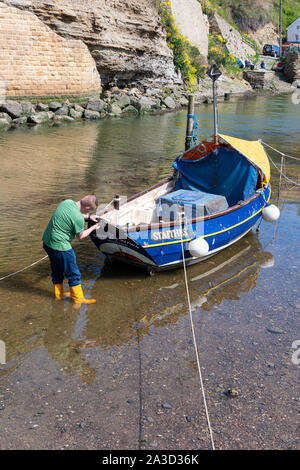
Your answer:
[90,66,280,273]
[90,133,280,272]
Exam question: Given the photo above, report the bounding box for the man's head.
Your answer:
[79,195,98,213]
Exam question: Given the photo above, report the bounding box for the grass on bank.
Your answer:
[159,1,243,87]
[200,0,300,36]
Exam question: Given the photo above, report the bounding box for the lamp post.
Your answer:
[207,64,222,144]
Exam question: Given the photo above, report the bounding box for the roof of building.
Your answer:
[287,17,300,29]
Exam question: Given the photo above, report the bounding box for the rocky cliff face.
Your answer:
[0,0,181,88]
[210,13,256,62]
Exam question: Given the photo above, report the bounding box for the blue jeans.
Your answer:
[43,243,81,287]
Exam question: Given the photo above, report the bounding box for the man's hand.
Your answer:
[89,214,100,223]
[84,214,100,223]
[76,219,101,240]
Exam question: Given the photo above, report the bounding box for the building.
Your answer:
[287,17,300,43]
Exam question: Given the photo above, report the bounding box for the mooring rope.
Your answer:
[266,151,300,187]
[0,198,116,283]
[187,113,198,147]
[180,215,215,450]
[260,140,300,187]
[0,255,48,282]
[260,140,300,162]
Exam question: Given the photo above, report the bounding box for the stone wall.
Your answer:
[0,0,180,88]
[0,3,101,97]
[243,70,275,88]
[284,52,300,83]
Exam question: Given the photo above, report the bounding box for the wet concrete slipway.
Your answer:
[0,94,299,451]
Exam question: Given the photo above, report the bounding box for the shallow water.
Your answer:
[0,94,299,450]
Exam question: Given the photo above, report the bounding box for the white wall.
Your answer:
[287,17,300,43]
[170,0,208,57]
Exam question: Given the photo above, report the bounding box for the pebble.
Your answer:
[266,362,276,369]
[76,422,85,429]
[161,403,172,409]
[267,327,285,335]
[225,389,239,397]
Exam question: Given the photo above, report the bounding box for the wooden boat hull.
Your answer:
[90,184,271,272]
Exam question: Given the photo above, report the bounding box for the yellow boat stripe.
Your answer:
[144,205,266,249]
[200,206,263,239]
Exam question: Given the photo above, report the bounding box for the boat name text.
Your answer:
[151,228,191,241]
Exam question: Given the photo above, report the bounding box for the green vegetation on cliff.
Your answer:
[201,0,300,34]
[159,1,207,92]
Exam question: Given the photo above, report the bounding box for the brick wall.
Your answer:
[0,4,101,97]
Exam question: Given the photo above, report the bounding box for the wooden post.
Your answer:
[113,194,120,210]
[185,95,195,151]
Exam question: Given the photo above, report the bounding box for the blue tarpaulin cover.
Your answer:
[158,189,228,219]
[173,147,259,207]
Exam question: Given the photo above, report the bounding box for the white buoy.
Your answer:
[262,204,280,223]
[188,237,210,258]
[260,252,275,269]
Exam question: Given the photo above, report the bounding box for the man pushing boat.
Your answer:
[42,195,100,304]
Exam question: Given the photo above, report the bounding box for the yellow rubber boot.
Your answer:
[70,284,96,304]
[53,284,70,300]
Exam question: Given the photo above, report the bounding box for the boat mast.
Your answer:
[207,64,222,144]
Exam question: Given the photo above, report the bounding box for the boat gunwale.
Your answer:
[96,177,268,234]
[126,184,267,233]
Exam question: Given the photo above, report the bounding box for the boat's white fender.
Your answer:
[188,238,210,258]
[260,253,275,269]
[262,204,280,223]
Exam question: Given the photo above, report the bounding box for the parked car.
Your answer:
[263,44,280,57]
[235,57,244,69]
[272,61,285,72]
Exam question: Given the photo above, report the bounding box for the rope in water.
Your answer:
[180,215,215,450]
[0,255,48,282]
[0,198,116,283]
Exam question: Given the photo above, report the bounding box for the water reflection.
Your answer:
[89,232,272,346]
[36,231,273,385]
[0,230,274,384]
[44,303,96,385]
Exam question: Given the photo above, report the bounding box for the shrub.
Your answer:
[208,33,242,77]
[159,1,207,91]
